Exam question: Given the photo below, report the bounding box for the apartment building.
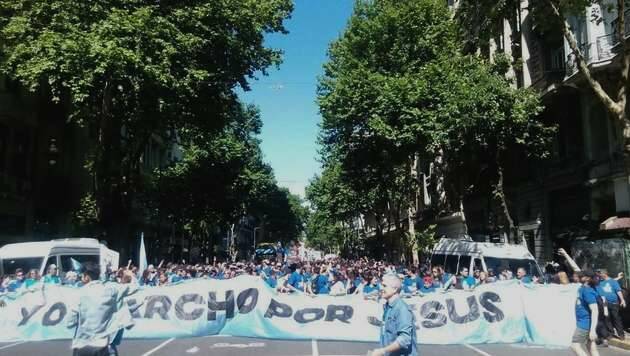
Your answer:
[458,0,630,262]
[0,75,94,245]
[0,75,182,262]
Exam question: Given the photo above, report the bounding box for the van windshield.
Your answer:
[484,257,541,277]
[2,257,44,275]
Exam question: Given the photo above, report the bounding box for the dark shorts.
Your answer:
[572,327,589,344]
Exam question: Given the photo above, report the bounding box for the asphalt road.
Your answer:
[1,336,629,356]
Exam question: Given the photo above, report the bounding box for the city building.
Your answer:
[0,74,182,261]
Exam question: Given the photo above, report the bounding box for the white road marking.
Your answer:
[186,346,200,353]
[210,342,265,348]
[312,339,319,356]
[140,338,175,356]
[0,342,28,350]
[464,344,493,356]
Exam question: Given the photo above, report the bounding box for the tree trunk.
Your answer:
[229,224,237,262]
[408,154,419,265]
[495,156,516,243]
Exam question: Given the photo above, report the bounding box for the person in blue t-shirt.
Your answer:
[261,260,272,277]
[169,268,185,284]
[353,274,363,292]
[24,269,41,289]
[8,268,26,292]
[363,275,381,299]
[285,263,304,293]
[571,270,600,356]
[596,269,626,340]
[402,268,419,295]
[458,267,476,290]
[43,264,61,285]
[430,266,454,289]
[302,265,315,295]
[419,276,436,294]
[517,267,533,284]
[314,266,330,295]
[264,269,278,289]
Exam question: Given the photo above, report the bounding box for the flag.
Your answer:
[139,232,147,275]
[70,258,83,272]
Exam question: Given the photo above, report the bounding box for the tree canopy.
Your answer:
[0,0,293,239]
[309,0,554,257]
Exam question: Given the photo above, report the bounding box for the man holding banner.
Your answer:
[67,262,138,356]
[571,270,600,356]
[371,274,417,356]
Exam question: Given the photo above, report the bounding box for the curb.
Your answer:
[609,338,630,350]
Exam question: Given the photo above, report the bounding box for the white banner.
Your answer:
[0,276,579,346]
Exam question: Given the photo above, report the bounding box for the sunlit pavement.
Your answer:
[1,336,630,356]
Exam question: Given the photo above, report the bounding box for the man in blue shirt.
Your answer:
[363,275,381,299]
[571,270,600,356]
[419,276,436,294]
[596,269,626,340]
[264,269,278,289]
[517,267,533,284]
[285,263,304,292]
[43,264,61,284]
[68,262,138,356]
[402,268,419,295]
[430,266,454,289]
[371,274,417,356]
[261,260,272,277]
[458,267,476,290]
[8,268,25,292]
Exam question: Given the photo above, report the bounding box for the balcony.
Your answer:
[565,10,630,75]
[565,42,592,75]
[611,9,630,40]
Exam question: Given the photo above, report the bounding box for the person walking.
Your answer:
[596,269,626,340]
[570,270,600,356]
[67,262,138,356]
[370,274,417,356]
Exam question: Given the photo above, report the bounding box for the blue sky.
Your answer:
[238,0,355,197]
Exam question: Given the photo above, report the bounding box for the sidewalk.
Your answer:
[609,337,630,350]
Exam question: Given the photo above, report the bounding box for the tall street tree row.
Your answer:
[0,0,297,250]
[308,0,555,261]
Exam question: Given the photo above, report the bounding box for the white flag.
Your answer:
[139,232,147,275]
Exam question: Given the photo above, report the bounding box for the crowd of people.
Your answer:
[0,246,627,355]
[0,249,623,297]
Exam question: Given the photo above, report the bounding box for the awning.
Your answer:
[600,216,630,231]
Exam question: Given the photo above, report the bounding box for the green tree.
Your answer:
[305,162,368,254]
[0,0,293,243]
[315,0,554,259]
[416,55,554,241]
[318,0,456,263]
[144,103,276,259]
[250,186,308,245]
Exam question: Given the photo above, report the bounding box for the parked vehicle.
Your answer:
[254,243,277,262]
[0,238,119,278]
[430,236,543,277]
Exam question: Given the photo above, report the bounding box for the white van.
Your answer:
[0,238,119,278]
[430,237,543,277]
